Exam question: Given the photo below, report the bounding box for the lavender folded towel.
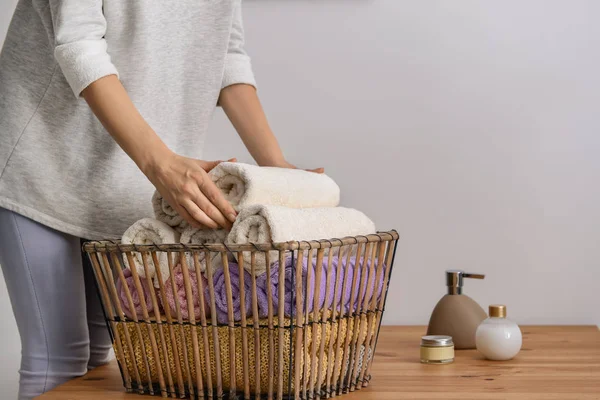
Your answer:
[116,269,156,319]
[208,257,386,323]
[207,263,257,324]
[257,255,386,317]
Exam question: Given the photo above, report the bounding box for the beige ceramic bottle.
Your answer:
[426,270,487,349]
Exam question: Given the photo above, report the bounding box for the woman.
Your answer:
[0,1,320,398]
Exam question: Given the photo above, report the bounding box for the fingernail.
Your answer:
[228,213,237,222]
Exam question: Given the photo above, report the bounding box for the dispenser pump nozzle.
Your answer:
[446,269,485,295]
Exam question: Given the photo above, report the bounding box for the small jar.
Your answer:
[420,335,455,364]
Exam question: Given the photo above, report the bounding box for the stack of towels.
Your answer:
[119,162,383,320]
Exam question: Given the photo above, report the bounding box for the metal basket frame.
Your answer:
[83,231,399,400]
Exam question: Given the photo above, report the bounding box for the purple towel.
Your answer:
[207,257,386,323]
[257,255,386,317]
[208,263,259,324]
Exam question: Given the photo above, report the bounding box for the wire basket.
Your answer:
[83,231,399,399]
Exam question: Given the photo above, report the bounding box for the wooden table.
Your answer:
[37,326,600,400]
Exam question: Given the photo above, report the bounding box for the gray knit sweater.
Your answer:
[0,0,255,239]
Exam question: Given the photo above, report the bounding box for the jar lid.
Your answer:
[489,304,507,318]
[421,335,453,347]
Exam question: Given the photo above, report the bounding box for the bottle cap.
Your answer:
[489,304,507,318]
[421,335,454,347]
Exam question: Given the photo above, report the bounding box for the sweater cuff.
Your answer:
[221,53,256,90]
[54,39,119,98]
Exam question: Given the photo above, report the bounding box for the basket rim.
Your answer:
[82,230,399,253]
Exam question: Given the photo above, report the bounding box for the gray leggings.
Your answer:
[0,208,112,400]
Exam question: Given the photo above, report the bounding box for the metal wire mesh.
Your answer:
[83,231,398,399]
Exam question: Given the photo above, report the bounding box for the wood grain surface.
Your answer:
[36,325,600,400]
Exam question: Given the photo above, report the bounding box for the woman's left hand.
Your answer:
[268,160,324,174]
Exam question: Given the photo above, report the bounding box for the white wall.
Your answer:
[207,0,600,326]
[1,0,599,397]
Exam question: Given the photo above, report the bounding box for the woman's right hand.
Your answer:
[80,75,236,230]
[145,152,238,230]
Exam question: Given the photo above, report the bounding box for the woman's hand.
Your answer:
[145,152,238,230]
[82,76,237,230]
[265,159,324,174]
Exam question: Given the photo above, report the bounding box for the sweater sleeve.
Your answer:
[50,0,119,98]
[221,2,256,90]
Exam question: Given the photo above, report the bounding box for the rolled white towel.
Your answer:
[121,218,179,288]
[227,205,376,274]
[152,191,188,232]
[209,162,340,210]
[179,227,228,271]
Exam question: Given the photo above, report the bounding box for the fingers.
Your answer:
[173,202,206,229]
[181,199,220,229]
[161,194,204,229]
[191,191,233,230]
[180,178,234,230]
[181,169,236,228]
[152,155,240,230]
[198,158,237,172]
[174,160,238,228]
[197,176,238,224]
[197,160,222,172]
[275,161,324,174]
[178,190,233,230]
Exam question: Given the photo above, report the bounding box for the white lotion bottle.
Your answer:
[476,304,522,361]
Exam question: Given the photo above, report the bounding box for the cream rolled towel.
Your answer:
[121,218,179,288]
[208,162,341,210]
[227,205,377,274]
[152,191,188,232]
[179,227,228,271]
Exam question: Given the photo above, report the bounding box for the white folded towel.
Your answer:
[227,205,376,274]
[121,218,179,288]
[179,227,228,271]
[152,191,188,232]
[209,162,341,210]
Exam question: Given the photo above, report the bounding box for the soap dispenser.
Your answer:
[426,270,487,349]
